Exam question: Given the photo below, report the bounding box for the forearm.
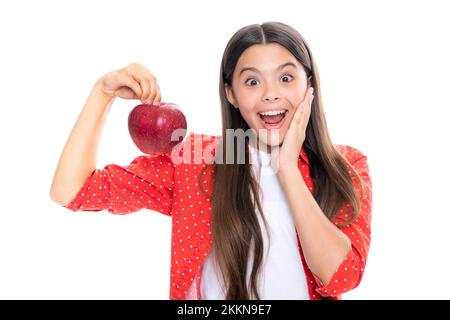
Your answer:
[277,165,351,285]
[50,81,115,205]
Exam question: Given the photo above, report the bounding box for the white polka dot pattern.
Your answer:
[63,132,372,300]
[64,153,174,216]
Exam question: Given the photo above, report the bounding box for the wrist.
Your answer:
[91,81,115,108]
[276,163,299,178]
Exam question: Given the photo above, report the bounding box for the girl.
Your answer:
[50,21,372,300]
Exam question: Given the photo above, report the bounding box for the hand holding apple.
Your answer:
[96,62,184,154]
[97,63,161,103]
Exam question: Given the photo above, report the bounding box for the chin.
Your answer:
[257,131,284,149]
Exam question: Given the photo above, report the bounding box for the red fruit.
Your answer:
[128,102,187,155]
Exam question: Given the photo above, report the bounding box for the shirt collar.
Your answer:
[299,146,310,165]
[247,142,309,166]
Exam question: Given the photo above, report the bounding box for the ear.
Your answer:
[224,84,238,109]
[307,75,312,87]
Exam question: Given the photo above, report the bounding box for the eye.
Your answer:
[245,74,294,86]
[281,74,294,82]
[245,78,259,86]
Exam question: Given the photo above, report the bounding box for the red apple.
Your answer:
[128,102,187,155]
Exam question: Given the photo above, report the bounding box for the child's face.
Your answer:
[225,43,309,149]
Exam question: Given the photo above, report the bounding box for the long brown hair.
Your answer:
[198,21,364,300]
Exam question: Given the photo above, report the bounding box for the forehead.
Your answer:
[235,43,300,70]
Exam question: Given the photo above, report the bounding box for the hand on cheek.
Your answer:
[271,86,315,173]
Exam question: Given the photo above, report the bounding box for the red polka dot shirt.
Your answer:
[63,132,372,300]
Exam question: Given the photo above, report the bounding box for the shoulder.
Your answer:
[183,131,221,153]
[334,144,372,198]
[167,131,220,166]
[188,131,220,146]
[333,145,372,220]
[334,144,368,167]
[334,144,371,183]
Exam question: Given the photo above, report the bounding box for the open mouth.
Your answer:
[258,110,288,130]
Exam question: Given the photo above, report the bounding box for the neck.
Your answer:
[248,137,275,154]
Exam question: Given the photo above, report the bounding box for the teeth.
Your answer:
[259,110,286,116]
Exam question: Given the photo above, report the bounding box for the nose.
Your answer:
[264,96,279,102]
[263,85,280,102]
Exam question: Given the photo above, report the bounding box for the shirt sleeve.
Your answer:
[313,146,372,297]
[63,153,175,216]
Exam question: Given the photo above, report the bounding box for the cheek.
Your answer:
[237,108,256,128]
[289,91,308,114]
[287,83,308,102]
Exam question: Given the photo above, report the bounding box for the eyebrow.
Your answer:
[239,62,298,76]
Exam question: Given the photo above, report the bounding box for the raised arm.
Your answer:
[50,63,161,205]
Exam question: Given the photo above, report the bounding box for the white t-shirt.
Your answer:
[199,143,310,300]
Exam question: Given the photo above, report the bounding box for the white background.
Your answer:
[1,0,449,299]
